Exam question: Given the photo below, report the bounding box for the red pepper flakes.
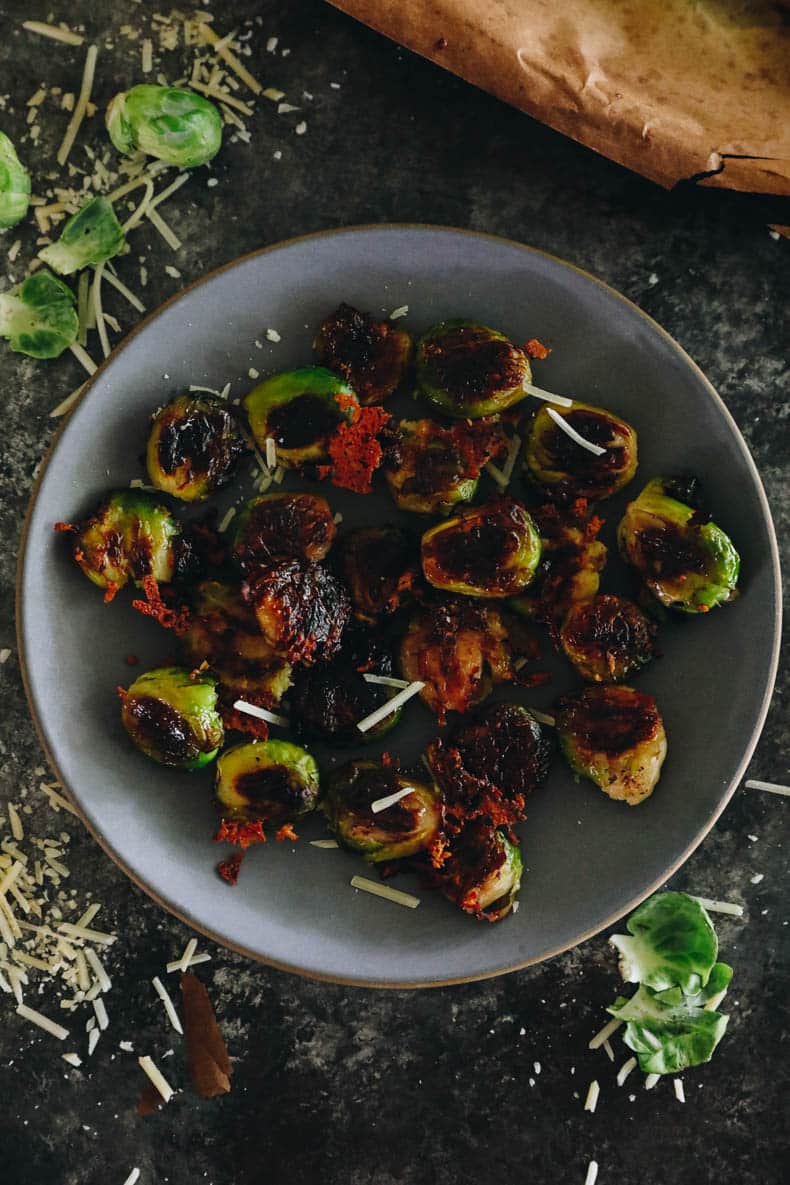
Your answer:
[524,338,551,360]
[275,822,298,843]
[103,581,119,604]
[73,547,85,564]
[328,401,390,494]
[217,852,244,885]
[429,834,451,870]
[214,818,266,849]
[53,521,76,533]
[124,653,139,666]
[131,575,191,634]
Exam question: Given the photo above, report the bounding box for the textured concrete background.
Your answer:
[0,3,787,1183]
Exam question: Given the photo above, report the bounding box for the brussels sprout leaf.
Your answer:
[0,268,78,358]
[39,195,126,276]
[609,891,718,994]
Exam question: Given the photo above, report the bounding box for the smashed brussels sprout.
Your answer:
[243,559,350,665]
[244,367,357,467]
[0,268,78,358]
[439,821,522,921]
[314,302,412,404]
[339,526,418,623]
[508,500,607,629]
[324,760,442,862]
[180,580,292,707]
[120,666,223,768]
[146,394,244,502]
[70,491,183,595]
[555,684,667,805]
[215,739,319,823]
[559,594,657,683]
[0,132,30,230]
[525,400,638,502]
[385,418,505,516]
[617,477,740,613]
[106,85,222,167]
[231,492,336,567]
[39,196,125,276]
[421,497,541,598]
[416,320,531,419]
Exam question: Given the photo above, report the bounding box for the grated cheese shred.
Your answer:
[57,44,98,167]
[745,779,790,797]
[356,681,425,733]
[152,975,184,1035]
[138,1054,174,1102]
[588,1016,623,1050]
[584,1162,599,1185]
[674,1077,685,1103]
[693,896,744,918]
[362,674,410,690]
[350,875,420,909]
[370,787,415,815]
[546,407,607,456]
[17,1002,69,1040]
[309,839,339,849]
[616,1056,637,1086]
[233,699,288,728]
[22,21,84,46]
[522,380,573,408]
[199,23,262,94]
[583,1080,600,1113]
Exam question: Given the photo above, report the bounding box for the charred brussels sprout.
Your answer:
[385,418,505,516]
[427,702,553,827]
[120,666,223,768]
[559,595,657,683]
[509,500,607,629]
[525,400,638,503]
[339,526,418,623]
[416,320,531,419]
[106,85,222,167]
[0,132,30,230]
[422,497,541,598]
[215,739,319,822]
[243,560,351,665]
[146,395,244,502]
[70,491,183,595]
[314,302,412,405]
[0,268,78,359]
[244,367,357,467]
[231,492,336,568]
[400,600,515,721]
[439,821,522,921]
[39,195,125,276]
[555,684,667,806]
[180,580,292,706]
[289,627,402,744]
[617,477,740,613]
[324,760,442,862]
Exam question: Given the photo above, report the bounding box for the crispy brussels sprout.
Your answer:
[106,85,222,167]
[0,268,78,358]
[324,759,442,862]
[439,821,522,921]
[180,580,292,707]
[509,500,607,629]
[243,560,351,665]
[70,490,184,595]
[146,394,244,502]
[338,526,418,623]
[427,702,553,828]
[617,477,740,613]
[314,302,412,404]
[39,196,125,276]
[422,497,541,598]
[0,132,30,230]
[120,665,223,768]
[244,367,357,468]
[555,684,667,805]
[416,320,531,419]
[525,400,638,502]
[400,600,515,721]
[559,595,657,683]
[384,418,505,516]
[231,493,336,568]
[215,739,319,822]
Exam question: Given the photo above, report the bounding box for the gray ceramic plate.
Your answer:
[17,226,781,987]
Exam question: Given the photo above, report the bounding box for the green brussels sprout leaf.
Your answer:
[609,891,718,994]
[0,268,78,359]
[39,195,126,276]
[607,970,731,1074]
[107,85,222,168]
[0,131,31,230]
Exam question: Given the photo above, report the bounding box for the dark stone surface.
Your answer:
[0,3,787,1183]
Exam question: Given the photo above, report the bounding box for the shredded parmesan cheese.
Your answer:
[69,341,98,376]
[370,787,414,814]
[584,1161,599,1185]
[102,269,145,313]
[141,37,153,73]
[22,21,84,46]
[177,937,198,974]
[745,779,790,797]
[138,1054,174,1102]
[152,975,183,1035]
[165,950,210,974]
[583,1080,600,1112]
[199,23,262,94]
[674,1077,685,1103]
[233,699,289,728]
[58,922,116,945]
[309,839,339,849]
[350,875,420,909]
[693,896,744,918]
[122,1171,141,1185]
[588,1016,623,1050]
[602,1039,615,1062]
[264,437,277,468]
[7,804,23,843]
[356,681,425,733]
[62,1051,82,1067]
[57,44,98,167]
[616,1056,637,1086]
[522,380,573,408]
[146,206,181,250]
[546,407,606,456]
[362,674,411,689]
[84,946,111,992]
[644,1072,661,1090]
[93,996,109,1030]
[16,1002,69,1040]
[87,1026,101,1056]
[92,263,111,359]
[218,506,237,534]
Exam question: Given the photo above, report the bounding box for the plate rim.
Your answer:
[15,223,783,988]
